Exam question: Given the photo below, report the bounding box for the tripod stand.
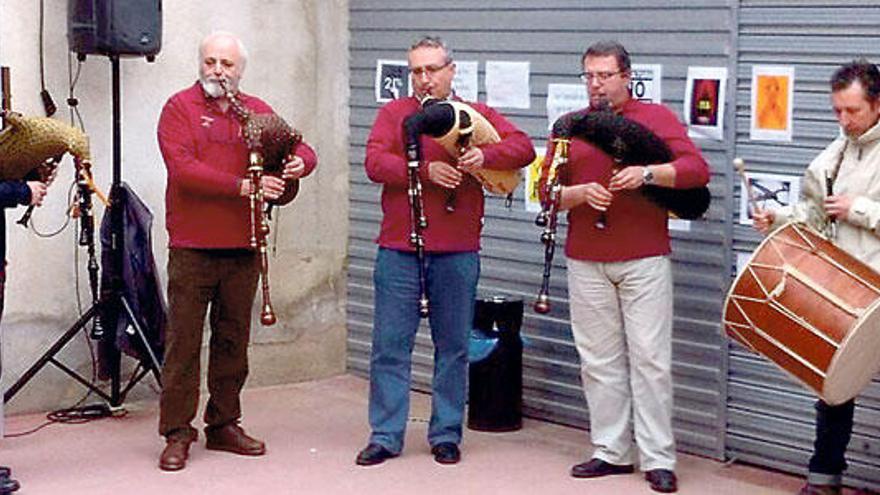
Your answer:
[4,55,162,408]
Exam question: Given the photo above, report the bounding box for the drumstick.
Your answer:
[733,158,758,217]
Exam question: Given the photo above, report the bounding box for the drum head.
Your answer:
[824,298,880,405]
[724,222,880,404]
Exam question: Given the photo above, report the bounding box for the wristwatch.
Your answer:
[642,166,654,185]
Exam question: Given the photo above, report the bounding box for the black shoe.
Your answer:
[356,443,397,466]
[798,483,842,495]
[431,442,461,465]
[0,467,9,478]
[570,458,635,478]
[0,476,20,494]
[645,469,678,493]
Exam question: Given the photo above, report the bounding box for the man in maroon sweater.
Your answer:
[355,36,534,466]
[546,41,709,493]
[155,31,317,471]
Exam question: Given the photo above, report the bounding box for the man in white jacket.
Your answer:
[753,59,880,495]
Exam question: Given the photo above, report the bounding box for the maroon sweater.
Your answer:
[158,83,317,249]
[546,99,710,262]
[365,96,535,252]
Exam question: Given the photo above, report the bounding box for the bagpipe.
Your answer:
[411,98,521,210]
[0,70,106,227]
[532,108,711,314]
[219,79,303,326]
[424,99,521,194]
[556,107,710,220]
[532,125,569,314]
[1,66,106,331]
[401,97,522,317]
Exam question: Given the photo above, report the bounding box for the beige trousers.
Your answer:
[567,255,676,471]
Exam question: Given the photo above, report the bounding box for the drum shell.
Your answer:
[723,222,880,405]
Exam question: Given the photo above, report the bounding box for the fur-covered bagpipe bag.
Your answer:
[554,108,710,220]
[0,111,90,179]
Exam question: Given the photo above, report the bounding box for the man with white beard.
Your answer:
[155,31,317,471]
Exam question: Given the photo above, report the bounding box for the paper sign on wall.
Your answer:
[684,66,727,141]
[750,65,795,142]
[375,60,408,102]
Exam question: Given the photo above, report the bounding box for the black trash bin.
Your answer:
[467,296,523,432]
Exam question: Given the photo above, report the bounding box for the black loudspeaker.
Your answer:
[68,0,162,59]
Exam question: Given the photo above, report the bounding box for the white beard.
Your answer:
[200,77,229,98]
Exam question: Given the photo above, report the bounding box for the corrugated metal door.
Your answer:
[348,0,734,460]
[729,2,880,489]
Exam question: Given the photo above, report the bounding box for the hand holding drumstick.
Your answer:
[735,158,775,235]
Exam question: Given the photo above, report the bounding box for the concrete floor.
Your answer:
[2,374,819,494]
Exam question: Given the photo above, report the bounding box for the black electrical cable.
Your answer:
[3,403,120,439]
[38,0,56,116]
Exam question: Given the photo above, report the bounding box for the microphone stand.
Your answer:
[71,159,103,338]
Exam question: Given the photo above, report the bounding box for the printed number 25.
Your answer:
[384,76,402,99]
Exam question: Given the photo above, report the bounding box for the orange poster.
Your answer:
[750,66,794,141]
[755,75,789,130]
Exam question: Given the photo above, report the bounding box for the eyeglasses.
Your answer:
[410,61,451,78]
[579,71,623,83]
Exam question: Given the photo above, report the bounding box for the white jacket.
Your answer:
[773,119,880,271]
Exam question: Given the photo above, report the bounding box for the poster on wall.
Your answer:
[375,60,408,102]
[750,65,795,142]
[738,171,801,225]
[452,61,479,102]
[684,66,727,141]
[524,147,546,213]
[545,83,587,130]
[486,61,531,109]
[630,64,662,103]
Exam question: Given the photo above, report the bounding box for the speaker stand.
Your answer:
[4,55,161,407]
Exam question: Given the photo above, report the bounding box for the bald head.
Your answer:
[198,31,248,97]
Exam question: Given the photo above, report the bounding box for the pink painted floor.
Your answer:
[2,375,815,494]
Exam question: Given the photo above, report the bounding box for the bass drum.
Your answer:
[723,222,880,405]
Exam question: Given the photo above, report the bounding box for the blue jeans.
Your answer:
[807,399,855,487]
[367,248,480,454]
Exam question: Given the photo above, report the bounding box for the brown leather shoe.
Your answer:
[205,423,266,456]
[159,436,193,471]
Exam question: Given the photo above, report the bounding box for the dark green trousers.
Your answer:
[158,248,258,439]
